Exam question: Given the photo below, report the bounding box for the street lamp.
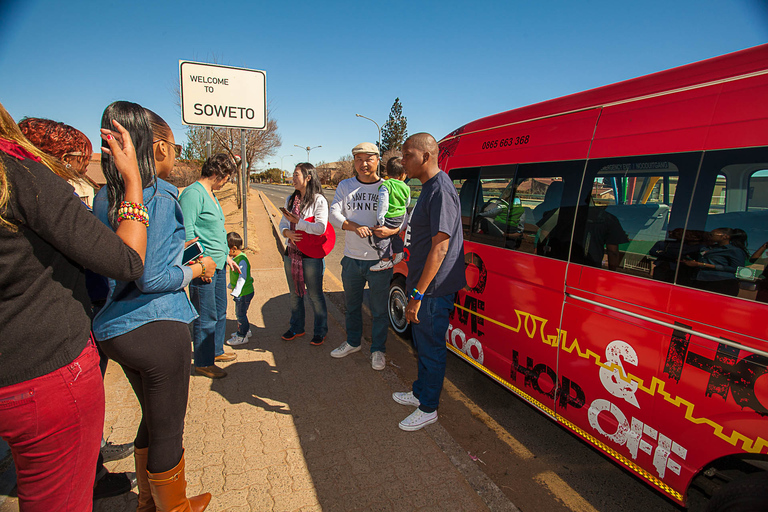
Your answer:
[294,145,321,162]
[355,114,381,152]
[280,154,293,173]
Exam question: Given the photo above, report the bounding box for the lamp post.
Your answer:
[355,114,381,152]
[294,145,321,162]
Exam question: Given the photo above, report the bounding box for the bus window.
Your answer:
[515,160,585,261]
[576,154,700,278]
[689,148,768,301]
[448,167,482,240]
[474,166,517,247]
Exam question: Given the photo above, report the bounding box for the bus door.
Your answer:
[660,147,768,480]
[558,152,701,500]
[452,161,585,416]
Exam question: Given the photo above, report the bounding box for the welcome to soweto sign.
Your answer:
[179,61,266,130]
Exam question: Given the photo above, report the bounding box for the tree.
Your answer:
[380,98,408,154]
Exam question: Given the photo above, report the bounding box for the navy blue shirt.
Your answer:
[406,171,466,297]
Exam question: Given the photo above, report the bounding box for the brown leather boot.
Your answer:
[134,447,156,512]
[147,451,211,512]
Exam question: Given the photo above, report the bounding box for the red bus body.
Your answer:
[391,44,768,506]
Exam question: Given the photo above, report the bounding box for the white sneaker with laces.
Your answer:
[369,259,394,272]
[226,334,249,346]
[230,329,252,338]
[392,391,420,407]
[392,252,405,265]
[330,341,361,358]
[371,351,386,371]
[399,408,438,431]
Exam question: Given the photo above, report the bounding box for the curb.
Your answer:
[257,190,519,512]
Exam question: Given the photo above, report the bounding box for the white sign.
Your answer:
[179,61,266,130]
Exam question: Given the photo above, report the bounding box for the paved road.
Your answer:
[251,183,699,512]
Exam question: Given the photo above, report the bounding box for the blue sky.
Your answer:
[1,0,766,172]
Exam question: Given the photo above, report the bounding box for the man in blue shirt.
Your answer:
[392,133,466,431]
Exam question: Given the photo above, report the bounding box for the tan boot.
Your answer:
[134,447,156,512]
[147,451,211,512]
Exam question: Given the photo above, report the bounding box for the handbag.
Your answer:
[295,216,336,258]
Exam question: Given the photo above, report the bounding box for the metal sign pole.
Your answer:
[241,129,248,248]
[206,127,211,159]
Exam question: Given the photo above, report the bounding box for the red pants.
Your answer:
[0,343,104,511]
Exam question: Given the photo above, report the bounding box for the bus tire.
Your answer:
[705,471,768,512]
[388,276,411,339]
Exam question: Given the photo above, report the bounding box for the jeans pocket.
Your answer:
[0,390,38,441]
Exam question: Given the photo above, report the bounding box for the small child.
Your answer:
[226,232,254,346]
[370,157,411,271]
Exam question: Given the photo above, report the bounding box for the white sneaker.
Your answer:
[392,253,405,265]
[392,391,420,407]
[399,408,438,431]
[330,341,361,358]
[369,259,394,272]
[226,334,249,346]
[371,351,385,371]
[230,329,252,338]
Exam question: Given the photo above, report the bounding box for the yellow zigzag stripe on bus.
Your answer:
[453,302,768,454]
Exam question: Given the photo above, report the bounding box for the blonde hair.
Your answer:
[0,102,80,231]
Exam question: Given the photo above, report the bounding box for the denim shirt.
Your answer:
[92,179,198,340]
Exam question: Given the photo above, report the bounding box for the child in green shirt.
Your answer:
[226,232,254,346]
[370,157,410,271]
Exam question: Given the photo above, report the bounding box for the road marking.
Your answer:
[442,379,536,460]
[534,471,600,512]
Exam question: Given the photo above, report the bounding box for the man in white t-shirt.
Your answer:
[328,142,393,370]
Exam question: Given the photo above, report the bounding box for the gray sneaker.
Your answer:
[392,391,420,407]
[330,341,361,358]
[371,351,386,370]
[399,408,438,431]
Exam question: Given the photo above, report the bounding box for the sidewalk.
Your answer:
[5,184,515,511]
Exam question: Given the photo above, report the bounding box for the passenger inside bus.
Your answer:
[683,227,749,297]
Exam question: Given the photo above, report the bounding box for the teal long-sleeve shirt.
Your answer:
[178,181,228,269]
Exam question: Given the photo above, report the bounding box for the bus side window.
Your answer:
[576,153,699,277]
[688,148,768,302]
[449,167,483,240]
[474,166,517,247]
[514,160,585,260]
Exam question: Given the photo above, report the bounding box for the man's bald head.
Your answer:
[403,132,439,158]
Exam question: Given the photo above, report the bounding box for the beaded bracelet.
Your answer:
[117,201,149,227]
[198,259,206,278]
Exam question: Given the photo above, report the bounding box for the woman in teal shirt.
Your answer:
[179,154,238,379]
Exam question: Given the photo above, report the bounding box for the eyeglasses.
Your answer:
[153,139,182,157]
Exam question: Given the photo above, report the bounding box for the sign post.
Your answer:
[179,61,267,248]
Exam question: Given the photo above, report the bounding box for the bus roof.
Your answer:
[442,43,768,142]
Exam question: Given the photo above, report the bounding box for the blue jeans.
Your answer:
[340,256,392,353]
[283,255,328,338]
[234,292,254,336]
[411,293,456,412]
[189,268,227,367]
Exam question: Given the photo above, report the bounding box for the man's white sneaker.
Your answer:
[330,341,361,358]
[392,252,405,265]
[230,329,252,338]
[226,334,249,346]
[392,391,420,407]
[369,259,394,272]
[371,351,385,371]
[399,408,438,431]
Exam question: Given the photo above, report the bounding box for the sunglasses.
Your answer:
[154,139,182,157]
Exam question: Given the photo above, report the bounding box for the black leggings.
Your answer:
[100,320,191,473]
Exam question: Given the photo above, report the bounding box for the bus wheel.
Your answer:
[388,276,411,338]
[705,471,768,512]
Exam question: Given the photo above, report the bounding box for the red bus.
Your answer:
[389,44,768,509]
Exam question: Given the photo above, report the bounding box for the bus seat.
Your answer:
[532,181,564,223]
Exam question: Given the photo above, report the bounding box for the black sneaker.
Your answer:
[101,441,134,463]
[93,472,136,500]
[310,335,325,346]
[281,330,305,341]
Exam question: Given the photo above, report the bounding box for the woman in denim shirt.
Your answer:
[93,101,214,511]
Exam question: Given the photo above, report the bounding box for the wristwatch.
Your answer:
[411,288,424,301]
